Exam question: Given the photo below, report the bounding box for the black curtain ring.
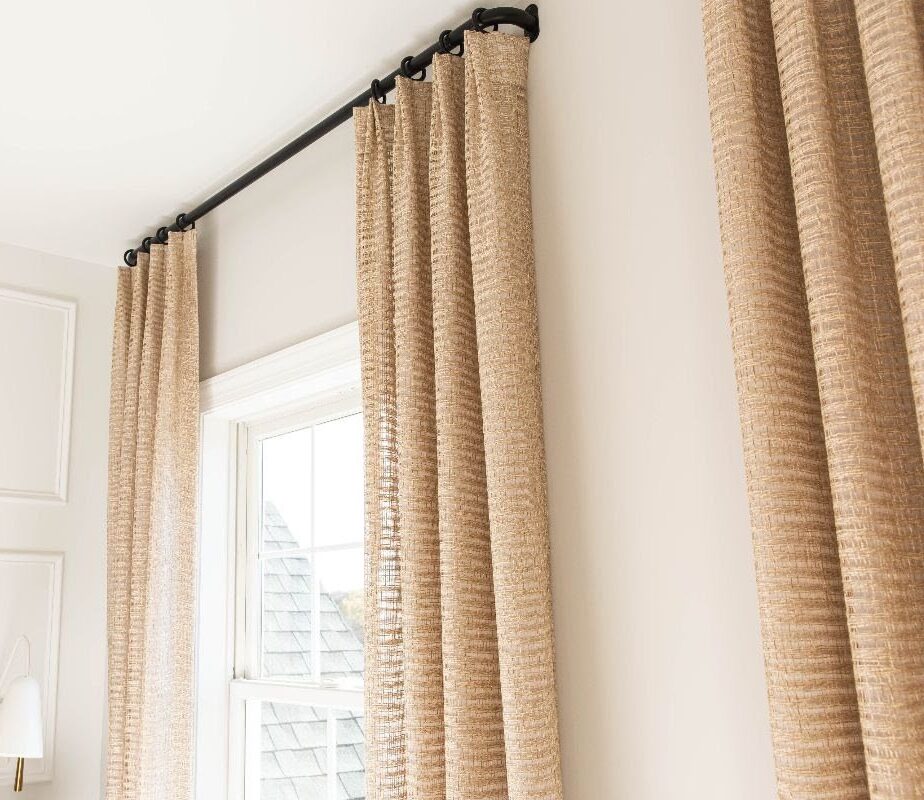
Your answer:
[156,226,169,244]
[123,249,136,267]
[176,212,190,231]
[371,78,387,104]
[141,236,153,252]
[439,29,463,56]
[472,7,487,31]
[400,56,426,81]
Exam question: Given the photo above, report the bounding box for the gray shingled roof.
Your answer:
[262,503,365,800]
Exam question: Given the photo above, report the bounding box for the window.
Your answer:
[243,406,365,800]
[196,324,364,800]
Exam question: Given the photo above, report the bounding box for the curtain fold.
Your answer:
[355,30,563,800]
[703,1,924,797]
[106,231,199,800]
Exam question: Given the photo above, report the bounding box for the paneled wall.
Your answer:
[0,242,113,800]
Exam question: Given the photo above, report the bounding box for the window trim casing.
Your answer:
[196,322,362,800]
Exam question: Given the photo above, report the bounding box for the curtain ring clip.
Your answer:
[176,213,191,231]
[123,249,137,267]
[439,29,463,56]
[400,56,426,81]
[371,78,387,104]
[156,226,169,244]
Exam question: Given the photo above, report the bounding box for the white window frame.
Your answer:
[196,322,362,800]
[239,397,363,687]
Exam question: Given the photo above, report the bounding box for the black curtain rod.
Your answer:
[123,4,539,266]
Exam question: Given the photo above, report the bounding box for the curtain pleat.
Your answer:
[431,53,509,800]
[356,30,563,800]
[703,0,924,797]
[464,35,560,799]
[857,1,924,445]
[106,231,199,800]
[356,99,406,800]
[393,77,446,800]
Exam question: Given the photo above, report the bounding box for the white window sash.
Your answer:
[231,679,363,800]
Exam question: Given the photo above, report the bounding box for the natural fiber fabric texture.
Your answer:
[703,1,924,797]
[106,231,199,800]
[355,31,563,800]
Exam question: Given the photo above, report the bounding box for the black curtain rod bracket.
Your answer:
[123,4,538,266]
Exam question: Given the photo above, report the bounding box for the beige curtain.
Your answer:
[703,1,924,797]
[355,30,563,800]
[106,231,199,800]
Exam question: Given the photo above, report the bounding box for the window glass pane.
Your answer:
[258,703,365,800]
[261,548,363,685]
[260,702,328,800]
[262,555,313,680]
[313,413,364,548]
[316,548,363,686]
[335,711,365,800]
[262,428,312,551]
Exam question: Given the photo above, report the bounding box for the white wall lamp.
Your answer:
[0,636,43,792]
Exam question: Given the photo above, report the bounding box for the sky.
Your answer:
[261,411,363,594]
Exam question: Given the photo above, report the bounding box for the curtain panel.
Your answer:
[354,31,563,800]
[703,1,924,797]
[106,231,199,800]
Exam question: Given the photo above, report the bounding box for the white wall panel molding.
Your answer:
[0,288,76,503]
[0,549,64,785]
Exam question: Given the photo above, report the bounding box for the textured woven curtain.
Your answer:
[703,1,924,797]
[105,231,199,800]
[354,31,563,800]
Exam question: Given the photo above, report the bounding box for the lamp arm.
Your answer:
[0,635,31,692]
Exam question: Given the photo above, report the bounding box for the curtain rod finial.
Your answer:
[526,4,539,41]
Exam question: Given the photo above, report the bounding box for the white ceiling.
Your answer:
[0,0,473,266]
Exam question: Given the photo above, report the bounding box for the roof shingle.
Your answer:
[261,502,365,800]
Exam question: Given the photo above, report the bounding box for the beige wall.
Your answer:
[198,0,777,796]
[0,242,113,800]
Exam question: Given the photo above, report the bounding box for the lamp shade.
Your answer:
[0,675,43,758]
